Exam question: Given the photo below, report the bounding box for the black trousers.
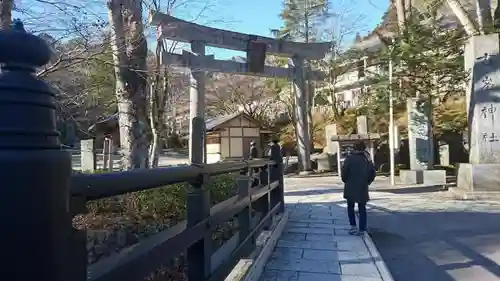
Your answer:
[347,200,367,231]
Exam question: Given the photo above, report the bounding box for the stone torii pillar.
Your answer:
[290,56,312,173]
[188,40,206,165]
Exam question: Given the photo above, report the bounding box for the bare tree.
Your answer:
[0,0,118,141]
[207,74,277,125]
[316,1,366,119]
[146,0,228,167]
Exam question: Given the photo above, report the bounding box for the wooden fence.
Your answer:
[0,20,285,281]
[71,158,284,281]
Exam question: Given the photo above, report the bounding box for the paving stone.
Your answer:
[272,247,304,259]
[289,215,311,220]
[286,227,335,235]
[338,276,383,281]
[277,240,338,250]
[308,222,334,227]
[309,222,350,229]
[336,238,368,251]
[337,250,373,261]
[333,218,350,225]
[306,233,337,241]
[340,260,380,277]
[266,258,341,274]
[287,222,309,228]
[259,269,299,281]
[289,218,335,224]
[307,217,337,222]
[297,272,343,281]
[310,215,336,220]
[281,233,306,241]
[295,212,334,218]
[297,272,382,281]
[334,228,352,236]
[302,249,340,261]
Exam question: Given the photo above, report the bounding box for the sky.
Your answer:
[188,0,391,60]
[13,0,390,60]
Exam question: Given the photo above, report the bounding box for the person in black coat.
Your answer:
[249,141,258,159]
[341,141,376,235]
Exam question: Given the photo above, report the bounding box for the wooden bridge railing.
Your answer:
[0,20,285,281]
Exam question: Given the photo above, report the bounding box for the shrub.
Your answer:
[83,174,236,235]
[74,173,238,281]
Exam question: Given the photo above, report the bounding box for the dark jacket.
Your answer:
[341,150,376,203]
[250,145,258,159]
[267,142,283,164]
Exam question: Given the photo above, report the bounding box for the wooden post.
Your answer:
[189,41,206,164]
[102,137,113,171]
[269,142,285,213]
[291,56,312,173]
[237,168,252,254]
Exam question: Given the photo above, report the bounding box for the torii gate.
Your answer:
[149,11,330,172]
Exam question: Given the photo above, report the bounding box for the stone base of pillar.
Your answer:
[298,170,314,176]
[315,154,334,172]
[399,169,446,185]
[455,164,500,199]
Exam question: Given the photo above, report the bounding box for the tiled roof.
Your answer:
[205,112,242,130]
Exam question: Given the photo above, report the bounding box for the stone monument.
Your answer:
[321,124,340,173]
[456,34,500,196]
[399,98,446,184]
[327,116,380,177]
[439,142,450,167]
[357,115,375,162]
[80,139,96,172]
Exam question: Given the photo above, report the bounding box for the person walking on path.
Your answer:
[341,141,376,235]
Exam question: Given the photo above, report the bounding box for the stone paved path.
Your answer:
[259,193,389,281]
[282,176,500,281]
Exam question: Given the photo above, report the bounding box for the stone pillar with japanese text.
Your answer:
[457,34,500,197]
[406,98,433,170]
[468,34,500,164]
[400,98,446,185]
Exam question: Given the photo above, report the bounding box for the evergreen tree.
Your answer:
[279,0,330,42]
[370,1,468,110]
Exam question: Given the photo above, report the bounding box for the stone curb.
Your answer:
[362,232,394,281]
[224,210,290,281]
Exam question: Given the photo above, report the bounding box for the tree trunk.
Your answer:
[476,0,493,32]
[394,0,405,31]
[0,0,13,30]
[107,0,149,170]
[148,83,161,168]
[446,0,478,35]
[148,36,165,168]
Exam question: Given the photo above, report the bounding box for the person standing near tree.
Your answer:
[341,141,376,236]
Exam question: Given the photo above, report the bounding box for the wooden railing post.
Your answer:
[187,117,212,280]
[237,166,253,254]
[0,20,76,281]
[268,141,285,213]
[256,163,271,230]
